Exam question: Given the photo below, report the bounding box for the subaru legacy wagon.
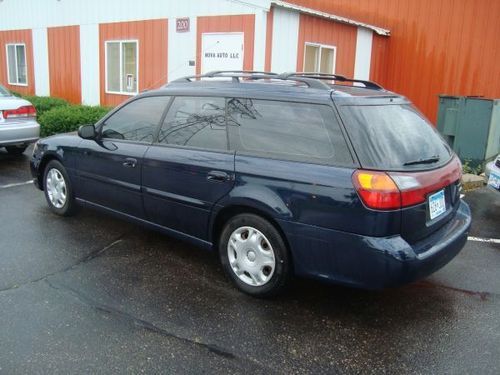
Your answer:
[30,71,471,297]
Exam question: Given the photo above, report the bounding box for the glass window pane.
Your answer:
[320,47,335,74]
[122,42,137,93]
[339,104,452,170]
[158,97,227,151]
[7,45,17,84]
[101,96,170,142]
[227,99,353,165]
[304,45,319,72]
[16,45,27,84]
[106,42,120,92]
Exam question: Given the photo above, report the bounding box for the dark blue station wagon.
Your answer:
[30,71,471,296]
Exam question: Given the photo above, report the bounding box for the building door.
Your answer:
[201,33,244,74]
[303,43,336,74]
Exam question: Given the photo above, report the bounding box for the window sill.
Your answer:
[105,90,137,96]
[7,82,29,87]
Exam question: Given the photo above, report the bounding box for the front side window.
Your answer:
[227,98,353,165]
[106,40,138,94]
[101,96,170,143]
[6,44,27,85]
[158,96,228,151]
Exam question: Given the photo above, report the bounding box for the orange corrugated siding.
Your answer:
[287,0,500,123]
[296,13,357,77]
[48,26,81,104]
[99,19,168,107]
[0,29,35,95]
[196,15,255,74]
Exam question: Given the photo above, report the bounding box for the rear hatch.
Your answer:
[337,98,462,245]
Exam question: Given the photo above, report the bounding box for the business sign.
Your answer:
[176,17,190,33]
[201,33,244,74]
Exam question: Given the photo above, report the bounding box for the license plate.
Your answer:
[487,171,500,190]
[428,189,446,220]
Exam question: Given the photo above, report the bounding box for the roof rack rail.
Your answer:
[171,70,331,89]
[280,72,384,90]
[204,70,279,77]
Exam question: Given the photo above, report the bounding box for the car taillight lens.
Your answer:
[2,105,37,119]
[353,157,462,210]
[352,171,401,209]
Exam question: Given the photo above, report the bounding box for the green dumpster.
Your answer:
[437,96,500,167]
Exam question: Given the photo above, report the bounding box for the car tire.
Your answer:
[5,145,27,155]
[43,160,78,216]
[219,213,291,297]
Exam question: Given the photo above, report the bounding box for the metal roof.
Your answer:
[271,0,390,36]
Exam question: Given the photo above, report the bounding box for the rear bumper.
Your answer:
[0,121,40,146]
[279,200,471,289]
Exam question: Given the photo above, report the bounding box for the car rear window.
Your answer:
[0,85,11,97]
[339,104,452,170]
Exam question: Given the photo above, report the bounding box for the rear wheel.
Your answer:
[219,213,291,297]
[5,145,27,155]
[43,160,77,216]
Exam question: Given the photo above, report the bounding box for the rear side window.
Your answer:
[157,96,228,151]
[227,98,353,165]
[101,96,170,143]
[339,104,452,170]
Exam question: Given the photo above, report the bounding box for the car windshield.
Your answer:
[339,104,452,171]
[0,85,12,97]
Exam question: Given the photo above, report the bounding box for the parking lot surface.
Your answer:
[1,147,499,374]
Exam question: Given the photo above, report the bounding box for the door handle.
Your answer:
[207,170,232,182]
[122,158,137,168]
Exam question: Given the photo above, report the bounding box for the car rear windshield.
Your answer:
[0,85,11,97]
[339,104,452,170]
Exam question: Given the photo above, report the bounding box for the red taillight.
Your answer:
[353,157,462,210]
[352,170,401,209]
[2,105,37,119]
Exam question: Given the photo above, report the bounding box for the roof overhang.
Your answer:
[270,0,390,36]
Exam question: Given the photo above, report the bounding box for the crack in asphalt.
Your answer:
[0,234,126,294]
[43,278,270,371]
[0,229,270,371]
[418,281,494,301]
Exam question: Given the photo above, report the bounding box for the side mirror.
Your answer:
[78,124,96,140]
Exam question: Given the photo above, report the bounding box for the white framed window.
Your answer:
[105,40,138,95]
[303,43,336,74]
[6,43,28,86]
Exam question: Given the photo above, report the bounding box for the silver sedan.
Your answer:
[0,85,40,155]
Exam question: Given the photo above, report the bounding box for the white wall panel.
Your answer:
[354,27,373,80]
[80,24,100,105]
[168,17,196,82]
[270,7,299,73]
[32,28,50,96]
[253,9,267,71]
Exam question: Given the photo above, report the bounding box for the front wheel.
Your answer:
[43,160,78,216]
[219,213,291,297]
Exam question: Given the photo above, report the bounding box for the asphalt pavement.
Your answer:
[0,146,499,374]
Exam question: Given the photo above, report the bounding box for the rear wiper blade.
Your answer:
[403,155,440,166]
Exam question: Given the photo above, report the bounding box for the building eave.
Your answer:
[271,0,390,36]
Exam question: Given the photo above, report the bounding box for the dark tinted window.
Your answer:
[0,85,10,97]
[158,96,227,151]
[227,98,353,165]
[101,96,170,142]
[339,104,452,170]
